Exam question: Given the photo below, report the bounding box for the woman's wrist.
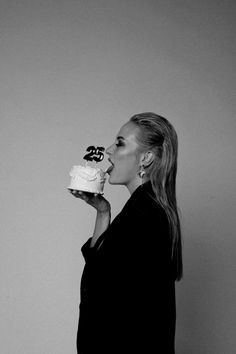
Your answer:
[90,209,111,247]
[97,207,111,215]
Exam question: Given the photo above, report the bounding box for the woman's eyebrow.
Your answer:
[116,136,125,140]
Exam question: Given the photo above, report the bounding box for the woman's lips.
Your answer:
[106,159,114,175]
[106,165,113,175]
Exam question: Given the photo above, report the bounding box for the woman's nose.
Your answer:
[105,144,113,155]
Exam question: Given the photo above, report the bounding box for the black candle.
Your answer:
[83,146,105,163]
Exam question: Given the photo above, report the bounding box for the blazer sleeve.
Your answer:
[81,237,92,262]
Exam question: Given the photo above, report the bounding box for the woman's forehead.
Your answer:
[116,121,140,140]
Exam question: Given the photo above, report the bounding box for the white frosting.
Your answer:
[68,165,106,194]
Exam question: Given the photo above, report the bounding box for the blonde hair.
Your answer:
[130,112,183,281]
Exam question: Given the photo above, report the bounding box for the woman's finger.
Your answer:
[68,189,84,198]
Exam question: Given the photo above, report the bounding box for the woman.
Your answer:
[70,112,183,354]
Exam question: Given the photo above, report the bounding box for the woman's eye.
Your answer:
[116,141,122,147]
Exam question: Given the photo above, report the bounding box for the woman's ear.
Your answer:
[141,151,154,167]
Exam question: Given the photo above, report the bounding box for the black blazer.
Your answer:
[77,181,176,354]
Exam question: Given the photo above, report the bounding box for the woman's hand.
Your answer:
[68,189,111,214]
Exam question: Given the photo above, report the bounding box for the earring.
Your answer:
[138,165,146,179]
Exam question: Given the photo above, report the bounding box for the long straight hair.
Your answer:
[130,112,183,281]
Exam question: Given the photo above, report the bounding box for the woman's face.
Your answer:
[106,121,143,193]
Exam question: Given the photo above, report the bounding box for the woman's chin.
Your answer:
[108,177,115,184]
[107,175,120,185]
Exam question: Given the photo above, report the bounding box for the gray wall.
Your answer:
[1,1,235,353]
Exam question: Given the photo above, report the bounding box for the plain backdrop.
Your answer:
[1,1,236,353]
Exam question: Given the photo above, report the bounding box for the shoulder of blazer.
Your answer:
[127,182,167,220]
